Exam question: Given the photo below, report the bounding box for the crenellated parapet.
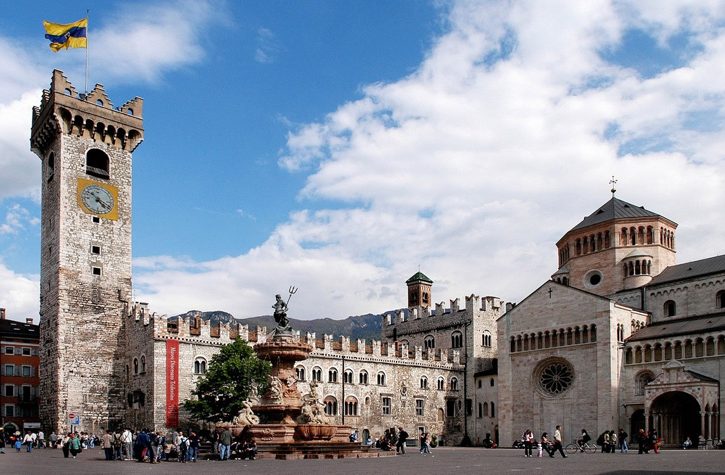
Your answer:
[124,302,268,346]
[382,293,505,338]
[31,69,144,157]
[297,333,462,369]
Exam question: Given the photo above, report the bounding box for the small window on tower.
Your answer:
[47,153,55,182]
[92,266,102,276]
[91,245,101,255]
[86,149,110,179]
[92,216,100,223]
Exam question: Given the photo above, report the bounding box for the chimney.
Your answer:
[26,317,33,324]
[0,308,5,320]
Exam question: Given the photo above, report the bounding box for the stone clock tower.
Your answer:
[30,70,143,433]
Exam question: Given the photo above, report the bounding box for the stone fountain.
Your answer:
[231,291,390,459]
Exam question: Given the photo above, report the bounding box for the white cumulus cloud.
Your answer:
[137,0,725,320]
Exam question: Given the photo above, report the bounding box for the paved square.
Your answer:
[2,447,725,475]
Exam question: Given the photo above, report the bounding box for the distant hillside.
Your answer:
[170,310,385,341]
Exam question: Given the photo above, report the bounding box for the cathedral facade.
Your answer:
[498,197,725,447]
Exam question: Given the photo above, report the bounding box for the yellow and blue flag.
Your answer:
[43,18,87,52]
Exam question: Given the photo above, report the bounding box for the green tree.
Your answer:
[184,338,271,423]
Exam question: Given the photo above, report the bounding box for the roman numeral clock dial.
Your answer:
[77,178,119,220]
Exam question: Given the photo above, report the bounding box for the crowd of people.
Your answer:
[0,426,259,462]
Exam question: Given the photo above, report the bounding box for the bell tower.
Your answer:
[31,70,144,433]
[406,271,433,309]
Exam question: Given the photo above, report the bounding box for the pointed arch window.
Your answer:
[451,331,463,348]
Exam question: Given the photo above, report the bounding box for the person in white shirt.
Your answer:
[23,431,34,453]
[121,429,133,460]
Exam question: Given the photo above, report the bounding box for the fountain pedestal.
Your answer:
[232,333,392,459]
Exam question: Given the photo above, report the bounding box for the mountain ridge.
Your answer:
[171,310,387,341]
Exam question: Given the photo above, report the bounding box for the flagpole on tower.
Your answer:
[85,9,90,94]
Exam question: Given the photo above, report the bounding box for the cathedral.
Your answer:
[498,196,725,447]
[31,70,724,448]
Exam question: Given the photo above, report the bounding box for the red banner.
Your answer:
[166,339,179,428]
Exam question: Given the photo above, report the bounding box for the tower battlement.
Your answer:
[382,294,504,327]
[125,302,269,346]
[31,69,144,157]
[299,333,462,366]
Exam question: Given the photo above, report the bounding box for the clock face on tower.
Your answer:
[81,185,114,214]
[77,178,119,220]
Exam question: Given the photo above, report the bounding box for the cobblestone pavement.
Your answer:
[2,447,724,475]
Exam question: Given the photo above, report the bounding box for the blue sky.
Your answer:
[1,1,725,321]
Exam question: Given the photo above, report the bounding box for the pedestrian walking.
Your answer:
[637,429,649,454]
[61,433,70,458]
[68,433,81,459]
[396,427,409,455]
[540,432,551,457]
[618,428,628,453]
[419,432,432,455]
[551,425,567,458]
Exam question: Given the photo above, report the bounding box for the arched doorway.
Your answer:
[650,391,700,445]
[3,422,18,435]
[630,409,645,441]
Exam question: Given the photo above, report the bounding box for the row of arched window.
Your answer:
[625,335,725,364]
[624,259,652,277]
[132,356,146,375]
[477,401,495,418]
[510,325,597,353]
[130,355,210,378]
[295,366,460,391]
[420,331,470,350]
[575,231,612,257]
[320,395,361,416]
[559,224,677,267]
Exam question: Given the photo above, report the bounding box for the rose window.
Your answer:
[538,361,573,395]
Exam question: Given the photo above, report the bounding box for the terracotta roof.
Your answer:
[569,197,665,232]
[647,254,725,286]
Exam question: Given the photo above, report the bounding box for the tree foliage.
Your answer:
[184,338,271,423]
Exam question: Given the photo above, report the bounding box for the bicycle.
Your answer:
[565,440,598,454]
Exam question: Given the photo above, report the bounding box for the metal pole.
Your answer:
[85,10,90,94]
[341,355,345,424]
